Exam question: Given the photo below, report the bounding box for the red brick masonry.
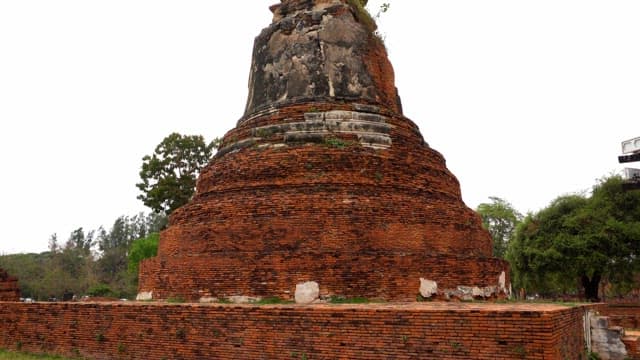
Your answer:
[139,103,510,301]
[0,302,589,360]
[599,303,640,329]
[0,268,19,301]
[138,0,510,301]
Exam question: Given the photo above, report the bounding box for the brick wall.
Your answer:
[140,103,508,301]
[139,252,508,302]
[0,302,588,360]
[0,268,19,301]
[599,304,640,329]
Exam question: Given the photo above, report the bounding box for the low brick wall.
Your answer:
[0,302,588,360]
[599,304,640,329]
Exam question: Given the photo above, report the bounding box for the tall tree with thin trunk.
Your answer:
[476,197,522,258]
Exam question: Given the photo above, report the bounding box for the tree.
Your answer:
[95,213,167,297]
[128,232,159,275]
[507,176,640,301]
[48,233,59,253]
[65,227,94,254]
[0,212,165,300]
[136,133,218,215]
[476,197,523,258]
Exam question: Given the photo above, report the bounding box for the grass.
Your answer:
[328,296,372,304]
[252,297,294,305]
[0,349,74,360]
[166,296,186,304]
[324,137,357,149]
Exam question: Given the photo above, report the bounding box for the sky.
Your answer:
[0,1,638,255]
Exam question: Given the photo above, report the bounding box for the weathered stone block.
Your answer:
[295,281,319,304]
[419,278,438,298]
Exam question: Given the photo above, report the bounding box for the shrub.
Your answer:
[87,284,114,298]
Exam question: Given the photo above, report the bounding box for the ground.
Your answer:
[0,350,71,360]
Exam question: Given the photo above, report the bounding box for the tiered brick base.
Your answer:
[139,252,507,301]
[0,268,19,301]
[0,302,588,360]
[140,103,510,301]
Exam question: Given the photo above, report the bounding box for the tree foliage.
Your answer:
[507,175,640,301]
[0,212,166,300]
[136,133,218,215]
[476,197,523,258]
[128,232,159,275]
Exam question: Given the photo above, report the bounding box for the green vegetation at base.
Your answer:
[328,296,371,304]
[0,349,74,360]
[324,137,357,149]
[166,296,186,304]
[252,297,294,305]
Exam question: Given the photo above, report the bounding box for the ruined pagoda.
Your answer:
[138,0,510,302]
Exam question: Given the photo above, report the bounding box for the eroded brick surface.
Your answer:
[599,304,640,330]
[0,268,19,301]
[0,302,588,360]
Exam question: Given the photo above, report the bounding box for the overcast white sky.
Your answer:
[0,1,638,255]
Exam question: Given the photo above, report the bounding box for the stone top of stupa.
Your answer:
[243,0,402,119]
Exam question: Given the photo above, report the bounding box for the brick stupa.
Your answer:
[138,0,510,302]
[0,268,20,302]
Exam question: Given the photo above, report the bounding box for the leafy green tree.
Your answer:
[0,212,166,300]
[476,197,523,258]
[507,176,640,301]
[128,232,159,275]
[95,213,167,298]
[0,252,51,300]
[137,133,219,215]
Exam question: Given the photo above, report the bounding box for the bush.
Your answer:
[87,283,114,298]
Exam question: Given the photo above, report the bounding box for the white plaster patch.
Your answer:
[228,296,261,304]
[136,291,153,301]
[419,278,438,298]
[199,297,217,303]
[499,271,507,293]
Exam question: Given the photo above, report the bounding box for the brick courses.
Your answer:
[0,268,19,302]
[598,304,640,330]
[0,302,589,360]
[138,0,509,302]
